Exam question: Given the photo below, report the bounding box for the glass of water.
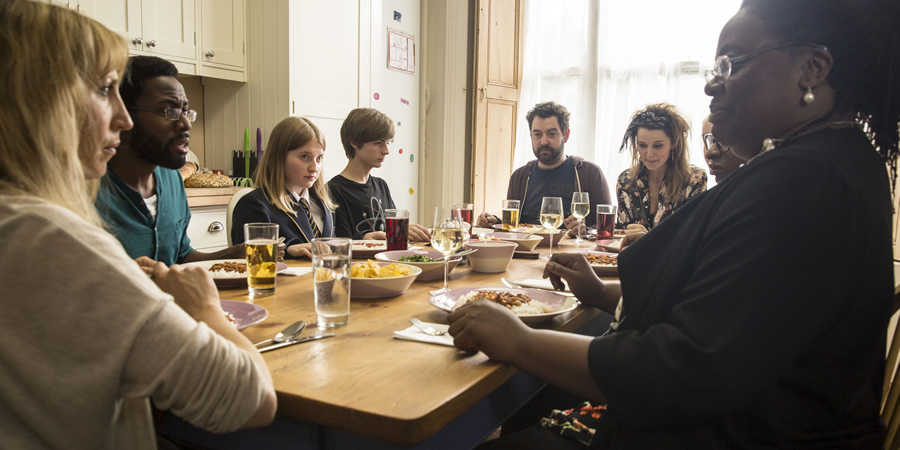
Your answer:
[312,238,351,327]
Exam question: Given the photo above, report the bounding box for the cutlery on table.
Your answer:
[501,278,576,297]
[253,320,306,347]
[258,330,335,353]
[409,318,445,336]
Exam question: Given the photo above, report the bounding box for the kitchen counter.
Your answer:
[185,186,246,208]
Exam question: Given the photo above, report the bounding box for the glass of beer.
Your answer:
[453,202,474,235]
[385,209,409,250]
[243,223,279,298]
[596,204,617,240]
[501,199,520,231]
[312,238,351,327]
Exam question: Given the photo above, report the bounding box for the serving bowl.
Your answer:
[350,261,422,298]
[374,250,460,281]
[485,232,542,252]
[510,227,566,247]
[463,241,517,273]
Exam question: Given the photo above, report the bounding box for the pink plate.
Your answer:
[221,300,268,330]
[351,240,388,259]
[186,259,289,289]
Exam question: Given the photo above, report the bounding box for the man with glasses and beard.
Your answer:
[95,56,248,265]
[476,101,611,231]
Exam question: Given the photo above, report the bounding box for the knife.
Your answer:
[258,332,336,353]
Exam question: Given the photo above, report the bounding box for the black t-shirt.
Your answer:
[520,157,577,225]
[327,174,396,240]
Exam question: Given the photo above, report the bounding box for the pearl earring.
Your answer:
[803,87,815,105]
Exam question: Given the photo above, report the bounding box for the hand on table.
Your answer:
[287,243,313,259]
[363,231,386,240]
[475,212,498,228]
[543,253,606,306]
[448,300,531,362]
[563,215,586,235]
[620,224,648,250]
[148,261,221,319]
[408,224,432,242]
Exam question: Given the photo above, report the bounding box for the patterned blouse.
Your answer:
[616,165,707,229]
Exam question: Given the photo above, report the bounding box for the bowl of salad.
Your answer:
[374,250,461,281]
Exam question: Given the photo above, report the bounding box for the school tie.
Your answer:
[298,198,321,238]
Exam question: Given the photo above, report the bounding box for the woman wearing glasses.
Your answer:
[615,102,707,230]
[453,0,899,447]
[702,115,745,183]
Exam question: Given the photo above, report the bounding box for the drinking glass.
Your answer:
[453,202,474,235]
[501,199,520,231]
[243,223,279,298]
[540,197,563,256]
[570,192,589,248]
[596,204,617,240]
[385,209,409,250]
[312,238,351,327]
[430,207,466,295]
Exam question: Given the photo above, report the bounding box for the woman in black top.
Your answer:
[232,116,335,259]
[452,0,900,447]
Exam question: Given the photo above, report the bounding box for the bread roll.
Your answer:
[184,173,232,188]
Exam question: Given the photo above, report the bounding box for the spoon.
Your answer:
[254,320,306,347]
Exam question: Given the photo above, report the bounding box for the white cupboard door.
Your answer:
[81,0,144,52]
[200,0,245,68]
[141,0,196,60]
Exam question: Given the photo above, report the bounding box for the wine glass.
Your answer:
[540,197,563,257]
[430,207,465,295]
[571,192,589,248]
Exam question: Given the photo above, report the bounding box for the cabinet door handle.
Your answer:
[146,40,157,48]
[208,221,224,232]
[205,51,216,58]
[132,37,143,46]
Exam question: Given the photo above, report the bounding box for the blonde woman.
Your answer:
[232,116,336,259]
[615,103,707,229]
[0,1,275,447]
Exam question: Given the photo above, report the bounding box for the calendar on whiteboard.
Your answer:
[388,28,415,74]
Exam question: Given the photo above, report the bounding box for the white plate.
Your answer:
[429,287,579,324]
[570,251,618,275]
[186,259,288,288]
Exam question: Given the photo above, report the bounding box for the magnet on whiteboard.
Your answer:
[409,154,414,163]
[409,187,414,195]
[393,11,401,22]
[400,98,409,105]
[398,149,403,154]
[374,93,380,100]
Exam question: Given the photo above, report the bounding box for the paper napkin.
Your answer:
[279,267,313,277]
[512,278,570,292]
[392,323,454,347]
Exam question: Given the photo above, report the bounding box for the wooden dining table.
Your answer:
[159,237,616,449]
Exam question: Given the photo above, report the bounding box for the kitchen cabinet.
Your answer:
[73,0,246,82]
[187,206,228,253]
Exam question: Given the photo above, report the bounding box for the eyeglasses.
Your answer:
[704,42,828,85]
[703,133,732,153]
[129,106,197,123]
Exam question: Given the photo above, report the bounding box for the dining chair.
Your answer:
[881,290,900,449]
[226,187,254,246]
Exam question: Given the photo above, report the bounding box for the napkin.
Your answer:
[512,278,570,292]
[279,267,313,277]
[392,323,454,347]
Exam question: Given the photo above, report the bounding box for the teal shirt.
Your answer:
[95,167,194,265]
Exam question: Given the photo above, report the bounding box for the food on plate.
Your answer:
[351,260,412,278]
[584,253,618,266]
[224,311,238,327]
[613,229,627,237]
[183,172,233,188]
[477,235,501,241]
[399,255,441,263]
[455,290,554,315]
[353,241,385,249]
[208,261,247,274]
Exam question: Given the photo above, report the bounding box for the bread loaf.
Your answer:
[184,173,233,188]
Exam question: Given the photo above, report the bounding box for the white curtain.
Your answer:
[516,0,742,188]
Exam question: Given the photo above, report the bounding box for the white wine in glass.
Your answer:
[540,197,563,256]
[430,207,465,295]
[571,192,589,248]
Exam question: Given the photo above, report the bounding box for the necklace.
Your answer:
[753,119,862,162]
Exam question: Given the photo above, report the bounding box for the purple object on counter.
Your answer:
[257,127,262,159]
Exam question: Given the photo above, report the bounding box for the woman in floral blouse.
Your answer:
[616,103,707,229]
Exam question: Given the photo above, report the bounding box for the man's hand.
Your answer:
[543,253,606,307]
[475,212,498,228]
[408,224,431,242]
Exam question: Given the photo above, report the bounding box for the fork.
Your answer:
[409,318,445,336]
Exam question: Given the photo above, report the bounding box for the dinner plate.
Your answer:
[351,240,388,259]
[429,287,579,324]
[595,238,622,253]
[571,251,619,275]
[187,259,289,289]
[470,227,494,235]
[221,300,269,330]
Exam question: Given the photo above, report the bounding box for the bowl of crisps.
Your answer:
[350,260,422,298]
[374,250,460,281]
